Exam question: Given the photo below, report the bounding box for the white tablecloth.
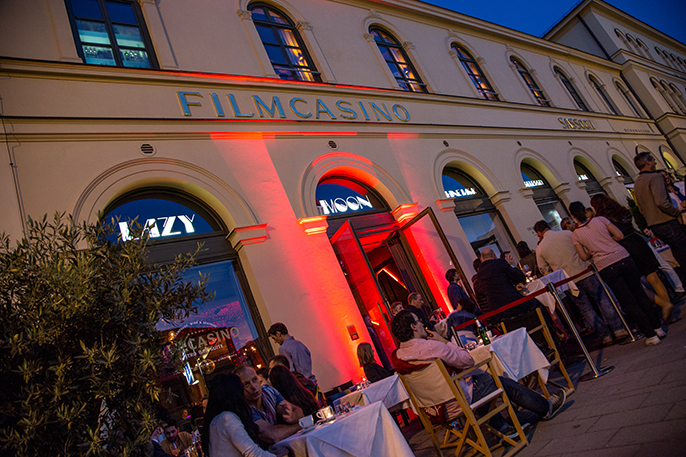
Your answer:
[524,269,579,314]
[338,374,410,411]
[276,402,414,457]
[467,327,550,383]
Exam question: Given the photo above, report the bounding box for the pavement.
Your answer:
[403,305,686,457]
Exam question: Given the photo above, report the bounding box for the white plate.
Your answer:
[299,424,317,433]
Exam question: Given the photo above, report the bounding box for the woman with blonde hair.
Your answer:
[356,342,393,383]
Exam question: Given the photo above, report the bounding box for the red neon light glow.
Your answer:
[381,267,405,288]
[297,216,329,235]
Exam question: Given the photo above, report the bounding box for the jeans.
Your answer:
[599,257,662,338]
[651,220,686,273]
[574,275,623,334]
[471,372,549,430]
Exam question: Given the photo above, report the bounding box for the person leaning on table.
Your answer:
[202,373,290,457]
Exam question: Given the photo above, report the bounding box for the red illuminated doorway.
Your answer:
[330,208,471,367]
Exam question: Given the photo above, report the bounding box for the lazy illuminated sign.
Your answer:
[177,91,410,123]
[445,188,477,198]
[317,195,374,215]
[524,180,544,188]
[118,215,196,241]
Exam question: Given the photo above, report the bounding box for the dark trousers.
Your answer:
[472,373,549,430]
[651,220,686,273]
[598,257,661,338]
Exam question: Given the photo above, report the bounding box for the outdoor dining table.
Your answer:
[337,373,411,411]
[467,327,551,383]
[523,269,579,314]
[275,401,414,457]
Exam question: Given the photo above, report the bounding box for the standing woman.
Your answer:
[202,374,288,457]
[568,201,665,346]
[590,194,674,322]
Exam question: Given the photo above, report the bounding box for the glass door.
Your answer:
[394,207,473,315]
[331,221,395,368]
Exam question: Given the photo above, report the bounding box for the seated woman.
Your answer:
[445,297,480,345]
[202,373,288,457]
[268,365,320,417]
[357,342,394,383]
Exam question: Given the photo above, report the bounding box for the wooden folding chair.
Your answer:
[500,307,574,398]
[398,356,528,457]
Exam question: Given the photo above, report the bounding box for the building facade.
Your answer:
[1,0,684,417]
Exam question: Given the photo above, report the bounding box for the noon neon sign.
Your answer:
[177,91,410,122]
[318,195,374,215]
[118,215,196,241]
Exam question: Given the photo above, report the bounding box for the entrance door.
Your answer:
[392,207,473,315]
[331,221,395,369]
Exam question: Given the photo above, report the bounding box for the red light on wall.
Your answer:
[392,203,420,224]
[298,216,329,235]
[347,325,359,341]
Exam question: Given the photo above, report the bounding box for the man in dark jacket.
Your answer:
[474,248,538,322]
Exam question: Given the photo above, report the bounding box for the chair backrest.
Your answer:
[402,361,455,408]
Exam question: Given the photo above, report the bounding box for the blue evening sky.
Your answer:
[423,0,686,46]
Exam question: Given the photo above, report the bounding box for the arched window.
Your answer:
[442,168,516,257]
[661,80,685,114]
[452,45,499,100]
[652,78,677,112]
[248,3,321,82]
[554,67,588,111]
[615,82,643,118]
[589,76,620,115]
[669,83,686,113]
[510,58,550,106]
[614,28,624,39]
[613,158,634,186]
[369,27,427,93]
[520,163,567,230]
[102,189,269,390]
[574,160,605,197]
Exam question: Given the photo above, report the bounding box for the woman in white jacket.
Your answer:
[202,373,289,457]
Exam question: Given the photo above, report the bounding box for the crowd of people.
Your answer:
[156,152,683,457]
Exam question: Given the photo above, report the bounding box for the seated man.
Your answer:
[390,310,566,434]
[159,419,193,455]
[234,364,303,444]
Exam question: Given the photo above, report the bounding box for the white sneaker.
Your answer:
[645,336,661,346]
[654,328,667,338]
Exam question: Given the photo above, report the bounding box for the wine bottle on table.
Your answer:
[476,319,490,345]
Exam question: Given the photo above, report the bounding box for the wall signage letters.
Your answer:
[558,117,595,130]
[317,195,374,215]
[444,188,477,198]
[178,91,410,122]
[118,215,196,241]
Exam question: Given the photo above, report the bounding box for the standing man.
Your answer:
[474,248,537,321]
[267,323,317,384]
[634,152,686,270]
[234,364,302,444]
[534,220,627,344]
[445,268,469,312]
[407,292,432,328]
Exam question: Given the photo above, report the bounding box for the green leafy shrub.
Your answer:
[627,196,647,232]
[0,213,212,457]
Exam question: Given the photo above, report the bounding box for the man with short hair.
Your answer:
[390,309,565,431]
[474,248,536,321]
[408,292,433,328]
[634,152,686,272]
[534,220,626,344]
[267,323,316,384]
[445,268,468,312]
[234,364,302,444]
[159,419,193,455]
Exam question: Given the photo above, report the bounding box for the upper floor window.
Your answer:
[510,58,550,107]
[369,27,427,93]
[65,0,156,68]
[589,76,620,115]
[554,68,588,111]
[651,78,678,113]
[452,45,499,101]
[615,82,643,118]
[248,3,321,82]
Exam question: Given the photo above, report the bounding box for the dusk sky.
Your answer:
[424,0,686,46]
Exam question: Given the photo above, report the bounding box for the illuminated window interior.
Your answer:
[452,45,499,101]
[369,26,428,93]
